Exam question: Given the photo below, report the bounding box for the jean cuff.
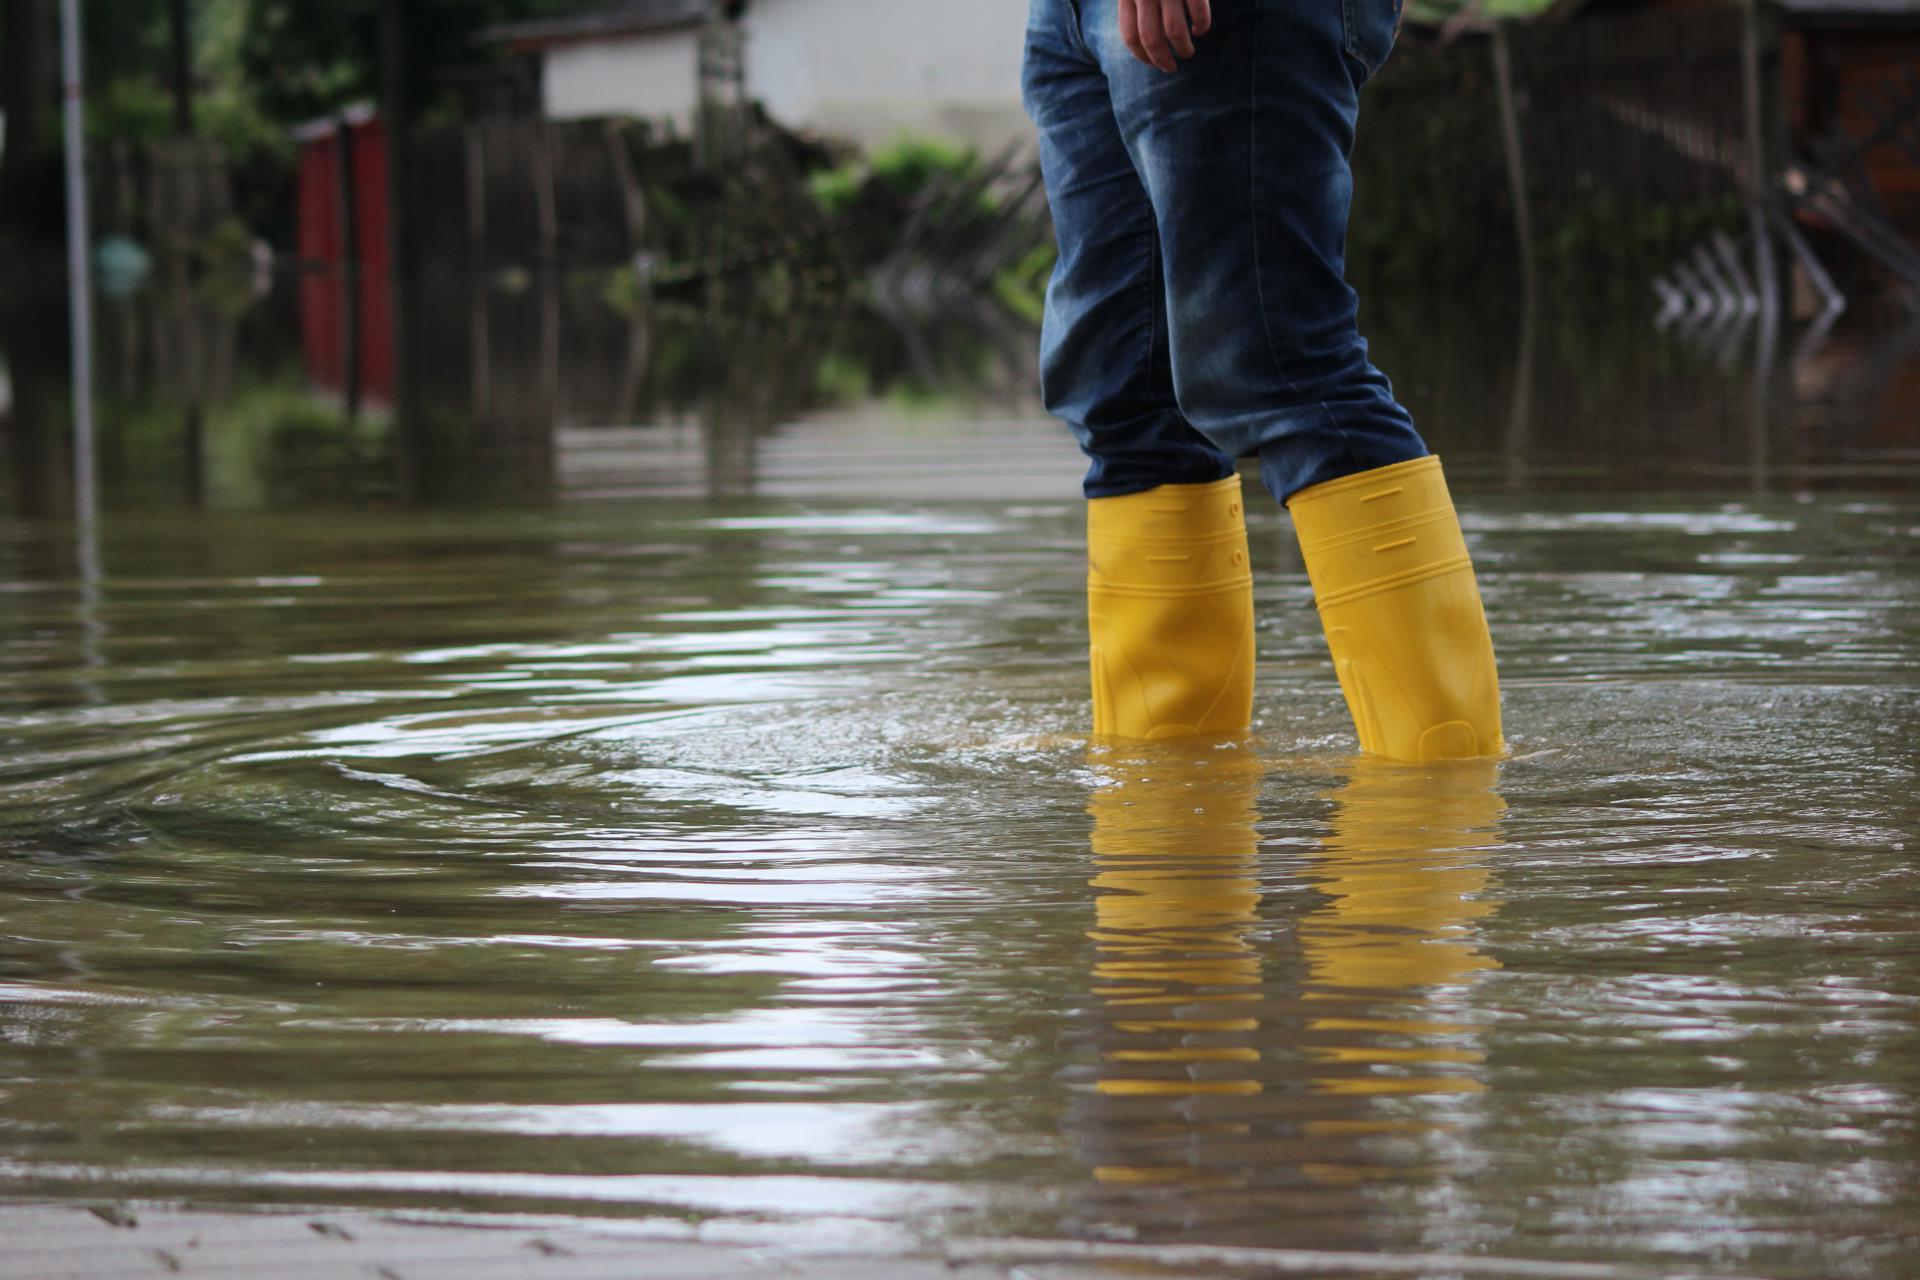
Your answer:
[1259,432,1428,504]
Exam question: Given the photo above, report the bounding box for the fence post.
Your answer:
[1740,0,1781,323]
[605,121,648,260]
[1492,19,1539,491]
[1491,25,1537,302]
[535,123,559,270]
[465,124,488,268]
[334,116,360,420]
[168,0,191,136]
[466,124,491,415]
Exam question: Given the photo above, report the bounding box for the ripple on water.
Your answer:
[1,496,1918,1275]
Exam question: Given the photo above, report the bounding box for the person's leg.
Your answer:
[1085,0,1426,500]
[1081,0,1501,759]
[1022,0,1233,498]
[1023,0,1253,739]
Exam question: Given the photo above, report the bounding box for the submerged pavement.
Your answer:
[1,1202,1066,1280]
[0,1202,1763,1280]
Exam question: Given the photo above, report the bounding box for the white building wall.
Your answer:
[542,30,702,126]
[742,0,1035,156]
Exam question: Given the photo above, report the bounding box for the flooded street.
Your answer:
[2,291,1919,1278]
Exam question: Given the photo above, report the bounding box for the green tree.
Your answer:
[1,0,579,245]
[238,0,578,126]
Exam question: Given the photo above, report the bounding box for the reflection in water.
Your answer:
[1085,745,1265,1118]
[1,279,1049,513]
[0,486,1917,1274]
[1300,759,1502,1104]
[7,278,1920,516]
[6,267,1920,1274]
[1071,741,1267,1247]
[1072,746,1504,1245]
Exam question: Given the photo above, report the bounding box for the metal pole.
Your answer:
[61,0,96,524]
[61,0,103,683]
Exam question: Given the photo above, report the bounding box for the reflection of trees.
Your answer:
[1062,747,1505,1250]
[2,277,388,513]
[103,273,239,506]
[552,290,1042,501]
[14,255,1920,515]
[5,269,1048,513]
[397,275,561,503]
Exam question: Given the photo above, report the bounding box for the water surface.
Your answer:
[2,291,1920,1277]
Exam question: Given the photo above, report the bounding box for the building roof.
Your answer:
[1428,0,1920,24]
[1774,0,1920,13]
[483,0,717,50]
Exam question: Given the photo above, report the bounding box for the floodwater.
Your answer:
[2,284,1920,1278]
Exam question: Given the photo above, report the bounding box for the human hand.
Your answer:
[1118,0,1212,73]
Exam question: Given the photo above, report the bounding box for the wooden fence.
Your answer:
[397,116,845,286]
[1507,8,1752,226]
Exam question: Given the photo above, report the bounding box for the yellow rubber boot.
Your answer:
[1287,456,1502,761]
[1087,476,1254,739]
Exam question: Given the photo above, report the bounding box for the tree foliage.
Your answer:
[237,0,578,126]
[1,0,582,240]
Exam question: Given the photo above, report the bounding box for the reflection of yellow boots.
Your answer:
[1085,743,1264,1178]
[1088,476,1254,739]
[1301,758,1504,1102]
[1288,456,1501,761]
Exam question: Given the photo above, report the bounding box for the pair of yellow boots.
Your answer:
[1087,455,1501,761]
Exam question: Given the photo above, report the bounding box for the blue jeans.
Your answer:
[1022,0,1427,501]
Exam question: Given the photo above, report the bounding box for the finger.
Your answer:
[1187,0,1212,37]
[1162,0,1195,58]
[1118,0,1150,68]
[1136,0,1178,71]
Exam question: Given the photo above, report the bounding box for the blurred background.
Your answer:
[1,0,1918,510]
